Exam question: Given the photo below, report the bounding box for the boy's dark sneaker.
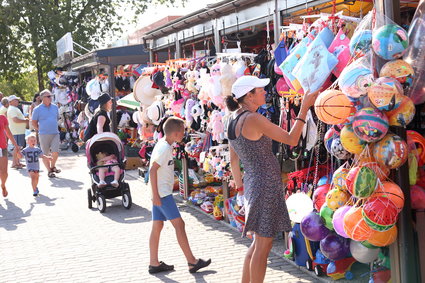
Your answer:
[33,188,39,196]
[148,261,174,274]
[188,258,211,273]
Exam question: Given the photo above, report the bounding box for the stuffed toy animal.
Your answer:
[170,98,185,117]
[117,110,131,129]
[191,101,204,121]
[209,64,225,109]
[197,68,211,104]
[210,110,224,142]
[220,63,236,97]
[185,98,196,127]
[165,68,173,88]
[185,70,199,94]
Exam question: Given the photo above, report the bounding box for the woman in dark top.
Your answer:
[94,93,112,134]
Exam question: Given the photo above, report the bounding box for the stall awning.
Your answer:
[117,93,140,110]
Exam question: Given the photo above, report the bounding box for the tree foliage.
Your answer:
[0,0,178,92]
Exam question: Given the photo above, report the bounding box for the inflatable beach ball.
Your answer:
[345,166,378,199]
[372,24,409,60]
[353,107,389,143]
[339,64,374,99]
[368,77,403,111]
[385,95,415,127]
[373,133,408,169]
[362,197,398,232]
[314,90,353,125]
[349,30,373,55]
[332,165,349,191]
[340,124,367,154]
[379,59,414,89]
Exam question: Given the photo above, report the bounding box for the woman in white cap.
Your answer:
[225,76,319,283]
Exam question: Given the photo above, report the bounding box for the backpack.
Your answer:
[83,112,101,142]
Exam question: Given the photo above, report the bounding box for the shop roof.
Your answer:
[71,44,150,70]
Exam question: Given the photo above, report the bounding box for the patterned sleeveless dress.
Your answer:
[228,111,292,238]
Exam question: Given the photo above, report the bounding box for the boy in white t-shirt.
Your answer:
[148,116,211,274]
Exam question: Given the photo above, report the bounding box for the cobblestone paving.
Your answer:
[0,152,319,283]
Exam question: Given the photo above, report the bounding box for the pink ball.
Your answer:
[353,107,389,143]
[332,205,352,238]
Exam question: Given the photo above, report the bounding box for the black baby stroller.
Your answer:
[86,132,132,212]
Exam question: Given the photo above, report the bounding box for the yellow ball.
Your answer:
[326,188,350,211]
[340,124,367,154]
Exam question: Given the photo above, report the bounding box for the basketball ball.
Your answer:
[353,107,389,143]
[314,90,354,125]
[379,59,414,89]
[368,77,403,111]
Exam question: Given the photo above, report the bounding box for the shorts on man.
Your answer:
[39,134,60,154]
[13,134,25,148]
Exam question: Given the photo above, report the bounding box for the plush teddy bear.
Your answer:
[210,110,224,142]
[220,63,236,97]
[209,64,225,109]
[197,68,210,104]
[185,98,196,127]
[185,70,199,94]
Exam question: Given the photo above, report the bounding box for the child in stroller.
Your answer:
[86,132,132,212]
[96,152,119,187]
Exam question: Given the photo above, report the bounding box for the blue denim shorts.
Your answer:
[14,134,26,147]
[152,194,181,221]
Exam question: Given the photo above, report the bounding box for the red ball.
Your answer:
[313,184,331,211]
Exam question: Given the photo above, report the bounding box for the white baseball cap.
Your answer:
[231,76,270,99]
[7,95,20,102]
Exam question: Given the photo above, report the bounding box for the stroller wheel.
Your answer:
[122,191,132,209]
[71,143,79,153]
[87,189,93,209]
[97,194,106,213]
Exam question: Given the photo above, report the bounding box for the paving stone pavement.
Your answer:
[0,152,320,283]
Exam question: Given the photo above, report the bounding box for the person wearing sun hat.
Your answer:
[32,89,61,178]
[225,75,320,283]
[92,92,112,135]
[7,95,28,169]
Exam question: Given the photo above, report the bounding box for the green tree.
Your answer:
[0,0,177,91]
[0,71,38,101]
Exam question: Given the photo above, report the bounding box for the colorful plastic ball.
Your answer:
[353,107,389,143]
[320,204,335,230]
[313,184,331,211]
[324,126,341,153]
[286,193,314,223]
[359,158,390,180]
[372,24,409,60]
[330,138,352,160]
[368,77,403,111]
[367,225,398,247]
[340,124,367,154]
[379,59,414,89]
[360,241,379,249]
[343,206,374,241]
[326,188,350,211]
[333,205,352,238]
[339,64,374,99]
[385,95,415,127]
[362,197,399,231]
[314,90,354,125]
[345,166,378,199]
[349,29,372,55]
[300,212,330,241]
[320,233,350,260]
[372,181,405,212]
[373,133,408,169]
[318,174,332,187]
[350,240,380,264]
[332,165,349,191]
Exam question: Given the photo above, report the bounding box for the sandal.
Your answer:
[2,186,8,197]
[48,171,56,178]
[51,167,61,173]
[148,261,174,274]
[188,258,211,273]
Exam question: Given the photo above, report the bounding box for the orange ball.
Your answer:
[372,181,405,212]
[343,206,374,241]
[314,90,354,125]
[367,225,398,247]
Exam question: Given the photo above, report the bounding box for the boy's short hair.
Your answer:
[25,133,37,141]
[163,116,185,135]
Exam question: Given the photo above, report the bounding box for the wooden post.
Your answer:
[108,64,117,134]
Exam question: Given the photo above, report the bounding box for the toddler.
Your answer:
[95,152,120,187]
[21,133,52,196]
